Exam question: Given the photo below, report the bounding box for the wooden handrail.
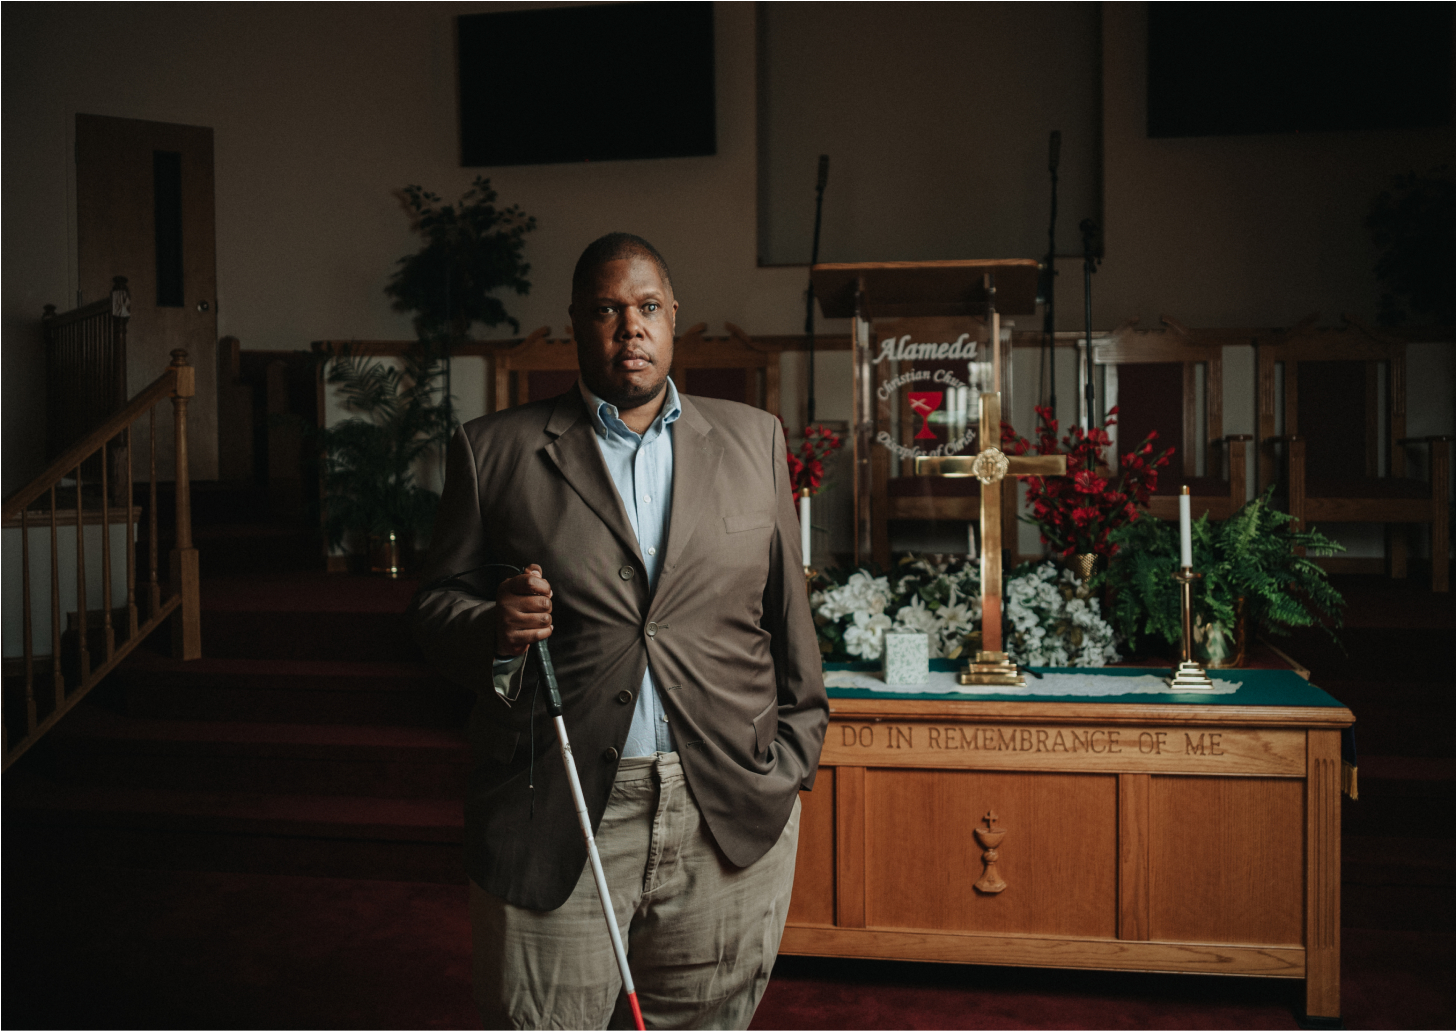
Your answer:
[41,296,112,330]
[3,360,182,520]
[3,350,198,772]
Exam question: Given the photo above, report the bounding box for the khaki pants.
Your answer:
[471,752,800,1030]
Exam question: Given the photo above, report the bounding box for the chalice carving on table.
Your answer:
[973,811,1008,893]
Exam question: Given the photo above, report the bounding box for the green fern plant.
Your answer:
[1099,488,1346,653]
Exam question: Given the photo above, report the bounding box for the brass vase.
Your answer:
[368,531,404,579]
[1065,552,1104,584]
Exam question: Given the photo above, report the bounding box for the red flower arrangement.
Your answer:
[781,422,844,496]
[1002,406,1174,557]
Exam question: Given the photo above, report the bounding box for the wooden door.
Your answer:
[76,114,218,480]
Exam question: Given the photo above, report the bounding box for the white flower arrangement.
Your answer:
[1002,562,1120,668]
[812,556,1119,668]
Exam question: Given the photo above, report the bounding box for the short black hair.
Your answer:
[571,232,673,298]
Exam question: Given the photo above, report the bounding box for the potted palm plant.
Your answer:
[1099,488,1346,665]
[320,177,535,573]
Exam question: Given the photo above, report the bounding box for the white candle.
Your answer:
[800,491,812,566]
[1179,486,1193,568]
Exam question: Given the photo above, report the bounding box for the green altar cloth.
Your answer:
[823,660,1348,708]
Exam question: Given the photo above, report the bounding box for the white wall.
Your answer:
[758,1,1102,267]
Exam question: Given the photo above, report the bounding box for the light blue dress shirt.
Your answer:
[492,380,681,757]
[577,378,680,756]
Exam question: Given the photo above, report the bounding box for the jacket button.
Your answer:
[602,747,619,762]
[616,690,633,705]
[646,622,658,637]
[619,566,634,580]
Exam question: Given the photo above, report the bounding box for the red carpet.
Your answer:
[5,546,1453,1028]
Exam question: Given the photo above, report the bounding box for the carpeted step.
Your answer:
[42,704,469,798]
[3,777,467,883]
[198,609,423,662]
[110,653,473,726]
[195,525,323,577]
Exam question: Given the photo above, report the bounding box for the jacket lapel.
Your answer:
[542,389,645,566]
[662,395,723,575]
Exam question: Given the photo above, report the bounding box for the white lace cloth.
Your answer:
[823,669,1242,696]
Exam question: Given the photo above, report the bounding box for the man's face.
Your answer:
[570,255,677,411]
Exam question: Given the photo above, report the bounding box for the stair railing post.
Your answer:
[168,350,201,660]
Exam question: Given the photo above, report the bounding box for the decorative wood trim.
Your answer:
[1118,773,1151,940]
[821,720,1305,776]
[779,926,1305,977]
[824,698,1355,729]
[835,765,867,928]
[2,506,142,530]
[1305,730,1341,1018]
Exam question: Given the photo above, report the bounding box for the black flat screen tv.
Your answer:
[1147,2,1453,138]
[458,2,717,167]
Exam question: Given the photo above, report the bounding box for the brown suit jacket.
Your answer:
[406,387,828,910]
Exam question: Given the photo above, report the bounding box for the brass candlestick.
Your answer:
[1167,565,1215,690]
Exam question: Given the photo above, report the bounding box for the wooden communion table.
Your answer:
[782,666,1354,1020]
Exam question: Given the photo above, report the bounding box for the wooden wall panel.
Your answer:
[1149,776,1304,946]
[1118,773,1151,940]
[787,772,836,926]
[836,766,867,927]
[862,769,1117,938]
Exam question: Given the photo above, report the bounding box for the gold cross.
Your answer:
[917,391,1065,685]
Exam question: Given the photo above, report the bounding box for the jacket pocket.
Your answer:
[752,698,778,756]
[724,510,773,534]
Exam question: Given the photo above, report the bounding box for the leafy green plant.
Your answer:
[385,176,536,340]
[1099,488,1346,653]
[318,344,452,550]
[319,179,536,556]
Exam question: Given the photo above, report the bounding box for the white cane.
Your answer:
[535,640,646,1031]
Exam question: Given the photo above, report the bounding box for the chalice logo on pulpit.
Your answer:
[906,391,943,440]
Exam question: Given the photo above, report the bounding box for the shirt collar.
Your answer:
[578,377,681,440]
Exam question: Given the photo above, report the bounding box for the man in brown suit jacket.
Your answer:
[407,233,827,1029]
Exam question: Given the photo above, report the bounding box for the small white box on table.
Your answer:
[883,632,929,685]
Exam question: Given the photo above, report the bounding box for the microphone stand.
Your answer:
[1043,131,1061,420]
[805,155,829,425]
[1079,218,1101,431]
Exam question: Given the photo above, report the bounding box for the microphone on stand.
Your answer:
[1042,130,1061,420]
[806,155,830,426]
[1079,218,1102,431]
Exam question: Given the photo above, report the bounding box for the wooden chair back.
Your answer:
[1254,316,1449,591]
[1255,316,1406,492]
[490,323,782,416]
[1091,317,1250,521]
[671,323,780,414]
[490,327,577,412]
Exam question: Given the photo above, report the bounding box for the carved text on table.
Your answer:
[823,721,1304,776]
